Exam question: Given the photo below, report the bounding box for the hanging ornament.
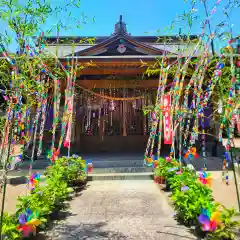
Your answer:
[132,100,136,109]
[218,99,223,114]
[109,100,115,111]
[64,123,71,148]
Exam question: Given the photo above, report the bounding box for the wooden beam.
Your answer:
[76,79,160,89]
[77,67,146,75]
[62,59,157,66]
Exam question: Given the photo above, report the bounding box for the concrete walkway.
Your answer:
[44,181,197,240]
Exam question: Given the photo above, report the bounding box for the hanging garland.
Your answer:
[75,84,145,101]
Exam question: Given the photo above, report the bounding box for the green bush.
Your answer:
[1,213,20,240]
[1,154,87,239]
[169,167,197,192]
[171,181,213,226]
[155,157,180,179]
[45,155,87,185]
[154,157,240,239]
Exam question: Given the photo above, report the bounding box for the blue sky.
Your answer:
[1,0,240,52]
[50,0,240,36]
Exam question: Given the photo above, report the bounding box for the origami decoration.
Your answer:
[184,147,199,159]
[146,157,153,167]
[17,209,41,237]
[87,163,93,173]
[165,156,172,162]
[198,208,221,232]
[29,172,40,190]
[85,160,93,173]
[47,147,60,163]
[153,160,158,168]
[199,171,212,186]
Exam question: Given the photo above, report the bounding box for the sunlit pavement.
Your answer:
[42,180,197,240]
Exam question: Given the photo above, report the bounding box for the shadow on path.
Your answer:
[156,231,199,240]
[36,222,129,240]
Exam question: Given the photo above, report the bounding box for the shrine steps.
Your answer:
[88,167,153,181]
[85,156,146,168]
[87,172,153,181]
[82,153,154,180]
[91,167,151,173]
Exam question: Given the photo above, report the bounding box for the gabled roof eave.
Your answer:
[73,33,176,56]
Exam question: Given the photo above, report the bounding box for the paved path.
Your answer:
[43,181,197,240]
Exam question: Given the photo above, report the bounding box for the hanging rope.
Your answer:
[75,83,145,101]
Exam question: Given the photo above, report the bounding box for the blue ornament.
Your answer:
[188,153,193,159]
[218,63,225,69]
[225,152,229,161]
[86,159,92,165]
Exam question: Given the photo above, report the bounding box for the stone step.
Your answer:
[90,160,144,168]
[92,167,152,173]
[81,155,144,161]
[87,172,154,181]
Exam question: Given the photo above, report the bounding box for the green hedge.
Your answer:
[154,157,240,240]
[1,155,87,239]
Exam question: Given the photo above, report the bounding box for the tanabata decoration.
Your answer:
[47,147,60,164]
[198,208,221,232]
[85,160,93,173]
[145,157,153,167]
[199,171,212,186]
[28,172,40,190]
[63,122,71,148]
[87,163,93,173]
[166,156,172,162]
[17,209,41,237]
[8,154,22,170]
[153,160,158,168]
[184,147,199,159]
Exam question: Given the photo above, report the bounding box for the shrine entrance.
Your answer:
[73,85,156,154]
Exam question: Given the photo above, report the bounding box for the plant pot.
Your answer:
[165,179,171,191]
[69,177,87,187]
[159,176,165,184]
[194,225,207,238]
[154,176,165,184]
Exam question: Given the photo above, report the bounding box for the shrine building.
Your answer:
[45,15,199,154]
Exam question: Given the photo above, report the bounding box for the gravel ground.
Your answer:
[42,180,197,240]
